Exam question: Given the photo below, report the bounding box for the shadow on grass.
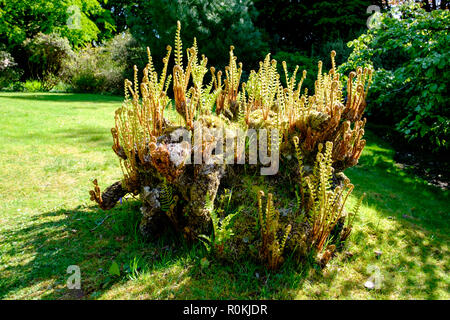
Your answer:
[7,126,114,151]
[1,185,447,300]
[0,130,448,299]
[0,93,123,104]
[0,198,316,300]
[350,132,449,235]
[54,127,114,149]
[343,132,449,299]
[0,201,155,299]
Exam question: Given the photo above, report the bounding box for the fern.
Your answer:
[200,192,239,255]
[293,136,307,205]
[236,92,247,128]
[258,191,292,270]
[174,21,183,67]
[340,192,365,242]
[160,178,174,212]
[300,141,355,251]
[100,22,373,271]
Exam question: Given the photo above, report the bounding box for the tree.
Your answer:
[117,0,268,71]
[0,0,115,48]
[252,0,384,53]
[380,0,449,10]
[340,3,450,153]
[24,32,74,81]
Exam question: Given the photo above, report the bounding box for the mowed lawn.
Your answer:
[0,92,448,300]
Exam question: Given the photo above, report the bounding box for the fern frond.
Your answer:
[160,179,174,212]
[174,21,183,67]
[280,224,292,252]
[347,192,365,228]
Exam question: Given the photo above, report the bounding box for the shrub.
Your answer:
[63,46,100,92]
[0,50,23,90]
[49,81,73,93]
[340,3,450,153]
[24,32,74,87]
[102,32,148,84]
[64,32,145,94]
[314,38,353,68]
[64,45,121,93]
[0,0,115,48]
[0,82,24,92]
[22,80,44,92]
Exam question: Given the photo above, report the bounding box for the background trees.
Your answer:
[252,0,378,53]
[118,0,268,71]
[0,0,447,152]
[0,0,115,48]
[340,3,449,153]
[0,0,115,81]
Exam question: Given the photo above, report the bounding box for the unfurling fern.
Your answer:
[340,192,365,242]
[174,21,183,67]
[301,141,355,251]
[293,136,306,205]
[258,190,292,270]
[236,93,247,128]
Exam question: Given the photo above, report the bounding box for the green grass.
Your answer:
[0,92,448,300]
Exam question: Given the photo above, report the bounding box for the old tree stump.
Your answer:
[89,23,371,269]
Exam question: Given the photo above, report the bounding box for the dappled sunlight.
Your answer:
[100,264,193,300]
[1,0,449,303]
[286,130,449,299]
[0,92,448,300]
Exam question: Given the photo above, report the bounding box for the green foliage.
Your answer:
[160,179,175,213]
[0,81,24,92]
[63,45,122,93]
[345,192,365,231]
[63,46,102,92]
[22,80,45,92]
[314,39,354,69]
[301,142,357,251]
[49,81,73,93]
[103,31,148,84]
[124,256,142,280]
[272,51,316,90]
[24,32,74,85]
[253,0,376,52]
[200,191,239,255]
[62,32,146,94]
[109,261,121,276]
[121,0,268,70]
[340,3,450,152]
[257,191,291,270]
[0,0,115,48]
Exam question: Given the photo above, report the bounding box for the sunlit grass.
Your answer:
[0,92,448,300]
